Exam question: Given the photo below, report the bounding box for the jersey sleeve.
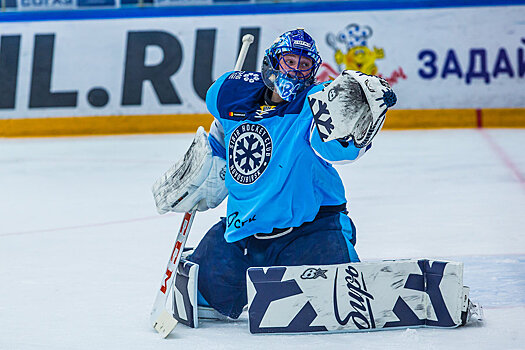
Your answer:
[309,120,371,164]
[208,119,226,159]
[302,84,371,164]
[205,72,232,159]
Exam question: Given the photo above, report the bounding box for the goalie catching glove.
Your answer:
[152,126,228,213]
[308,70,397,148]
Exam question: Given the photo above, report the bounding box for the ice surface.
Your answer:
[1,129,524,349]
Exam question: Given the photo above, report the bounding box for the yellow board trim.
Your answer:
[481,108,525,128]
[0,114,214,138]
[1,109,524,138]
[385,108,525,129]
[384,109,478,129]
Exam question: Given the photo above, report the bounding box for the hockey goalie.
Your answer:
[150,28,483,336]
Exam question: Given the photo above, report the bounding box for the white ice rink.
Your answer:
[1,129,524,349]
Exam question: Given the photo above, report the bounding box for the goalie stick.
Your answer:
[150,33,255,338]
[150,206,198,338]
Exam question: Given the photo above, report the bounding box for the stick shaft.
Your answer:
[150,207,197,337]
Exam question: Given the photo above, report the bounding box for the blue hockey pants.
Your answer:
[187,206,359,318]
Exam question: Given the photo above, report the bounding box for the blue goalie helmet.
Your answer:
[262,28,322,101]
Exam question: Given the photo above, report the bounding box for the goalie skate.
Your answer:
[462,299,484,325]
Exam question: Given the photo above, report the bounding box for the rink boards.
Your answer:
[0,2,524,136]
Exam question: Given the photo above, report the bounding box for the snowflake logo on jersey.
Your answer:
[228,123,272,184]
[243,73,260,83]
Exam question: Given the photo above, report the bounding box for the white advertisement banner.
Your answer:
[0,5,523,120]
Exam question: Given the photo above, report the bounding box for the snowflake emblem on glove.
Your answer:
[243,73,260,83]
[378,90,397,108]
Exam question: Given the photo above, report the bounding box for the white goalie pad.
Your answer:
[171,258,228,329]
[152,126,228,214]
[247,259,477,334]
[308,70,397,148]
[172,259,199,328]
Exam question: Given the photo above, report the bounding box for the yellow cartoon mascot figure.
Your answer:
[328,24,385,75]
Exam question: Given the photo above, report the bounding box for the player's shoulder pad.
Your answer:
[206,72,232,118]
[221,71,265,89]
[208,71,263,119]
[213,71,266,121]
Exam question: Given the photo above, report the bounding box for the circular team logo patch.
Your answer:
[228,123,272,184]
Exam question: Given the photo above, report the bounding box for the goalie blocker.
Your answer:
[171,258,482,333]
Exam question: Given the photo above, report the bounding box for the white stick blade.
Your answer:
[153,310,179,338]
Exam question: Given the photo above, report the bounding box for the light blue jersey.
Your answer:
[206,71,369,242]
